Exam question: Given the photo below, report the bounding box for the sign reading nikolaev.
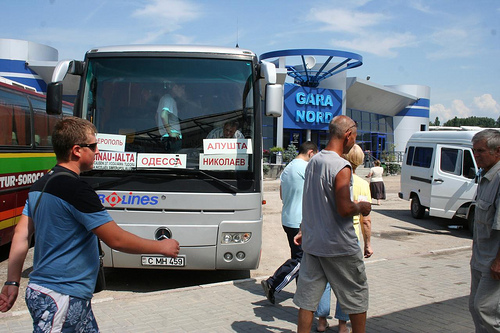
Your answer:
[283,83,342,130]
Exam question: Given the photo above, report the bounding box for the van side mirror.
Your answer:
[46,82,63,115]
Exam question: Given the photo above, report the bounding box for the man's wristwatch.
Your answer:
[4,281,20,287]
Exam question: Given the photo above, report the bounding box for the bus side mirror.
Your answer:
[46,82,63,115]
[265,84,283,117]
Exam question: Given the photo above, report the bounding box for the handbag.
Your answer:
[33,171,106,293]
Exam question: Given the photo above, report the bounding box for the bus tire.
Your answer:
[411,195,425,219]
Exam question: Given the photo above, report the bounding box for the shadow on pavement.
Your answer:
[366,295,472,332]
[232,279,472,333]
[103,268,250,292]
[373,207,472,241]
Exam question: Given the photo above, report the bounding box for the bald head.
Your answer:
[329,115,357,139]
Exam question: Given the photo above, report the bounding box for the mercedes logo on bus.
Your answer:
[155,227,172,240]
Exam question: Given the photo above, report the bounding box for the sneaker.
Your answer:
[261,279,275,304]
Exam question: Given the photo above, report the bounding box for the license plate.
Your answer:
[141,256,185,267]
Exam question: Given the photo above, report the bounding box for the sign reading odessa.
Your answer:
[283,83,342,130]
[136,153,187,169]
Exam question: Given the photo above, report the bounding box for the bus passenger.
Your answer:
[206,120,244,139]
[0,117,180,332]
[157,82,184,152]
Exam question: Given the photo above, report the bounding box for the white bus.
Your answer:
[46,45,283,271]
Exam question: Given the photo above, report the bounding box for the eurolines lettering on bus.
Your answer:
[46,45,283,272]
[98,192,159,208]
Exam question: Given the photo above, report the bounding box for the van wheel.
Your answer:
[411,196,425,219]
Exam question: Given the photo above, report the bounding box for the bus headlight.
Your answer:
[221,232,252,244]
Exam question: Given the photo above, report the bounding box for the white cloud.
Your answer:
[307,6,417,57]
[408,0,432,14]
[431,95,500,123]
[309,8,386,34]
[426,28,474,60]
[430,100,470,122]
[334,32,417,57]
[430,103,454,122]
[130,0,202,44]
[474,94,500,115]
[451,99,471,117]
[132,0,201,23]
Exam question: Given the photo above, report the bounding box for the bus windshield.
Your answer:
[82,56,255,179]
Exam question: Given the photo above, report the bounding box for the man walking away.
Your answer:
[261,141,317,304]
[293,115,371,333]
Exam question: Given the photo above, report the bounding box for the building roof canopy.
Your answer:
[346,77,417,116]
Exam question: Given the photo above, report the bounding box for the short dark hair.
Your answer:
[224,120,239,128]
[52,117,97,162]
[298,141,318,155]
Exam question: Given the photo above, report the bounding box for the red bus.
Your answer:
[0,81,72,246]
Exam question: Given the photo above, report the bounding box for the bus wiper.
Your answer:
[185,168,238,193]
[88,169,238,193]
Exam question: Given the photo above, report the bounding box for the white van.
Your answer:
[399,130,479,230]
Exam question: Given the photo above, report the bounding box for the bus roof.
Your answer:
[86,45,256,57]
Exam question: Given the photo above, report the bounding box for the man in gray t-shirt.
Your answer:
[469,129,500,332]
[293,115,371,333]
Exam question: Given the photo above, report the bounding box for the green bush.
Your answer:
[270,146,284,153]
[283,144,297,165]
[385,163,401,175]
[263,164,270,175]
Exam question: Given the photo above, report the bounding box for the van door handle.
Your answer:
[434,178,444,183]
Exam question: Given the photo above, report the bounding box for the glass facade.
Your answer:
[347,108,394,161]
[267,108,395,161]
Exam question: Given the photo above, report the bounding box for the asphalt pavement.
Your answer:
[0,169,475,332]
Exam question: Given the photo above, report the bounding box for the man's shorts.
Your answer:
[25,284,99,333]
[293,251,368,314]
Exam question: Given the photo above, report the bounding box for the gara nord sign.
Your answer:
[283,83,342,131]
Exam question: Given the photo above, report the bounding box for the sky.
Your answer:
[2,0,499,123]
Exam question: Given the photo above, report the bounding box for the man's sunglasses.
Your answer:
[76,142,98,152]
[346,121,358,133]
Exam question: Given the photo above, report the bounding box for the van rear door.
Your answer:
[429,145,477,219]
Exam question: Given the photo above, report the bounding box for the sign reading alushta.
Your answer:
[283,83,342,130]
[201,139,252,170]
[203,139,253,155]
[136,153,187,169]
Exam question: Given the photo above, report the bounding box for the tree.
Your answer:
[443,116,497,128]
[429,117,440,126]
